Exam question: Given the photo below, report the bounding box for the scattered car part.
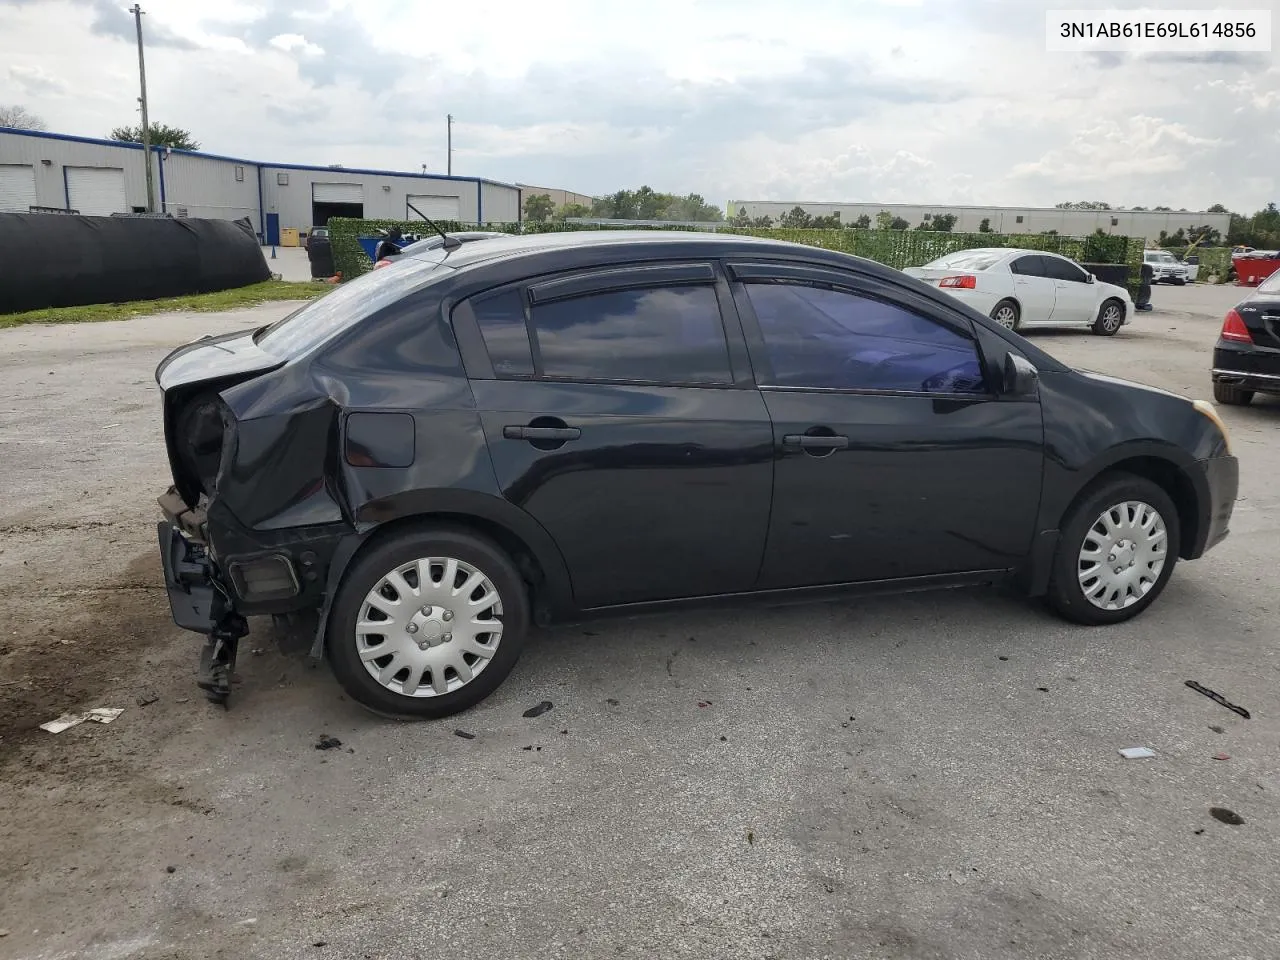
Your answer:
[1185,680,1251,719]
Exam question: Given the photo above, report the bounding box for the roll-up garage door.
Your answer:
[0,164,37,212]
[312,182,364,204]
[407,195,461,221]
[65,167,127,217]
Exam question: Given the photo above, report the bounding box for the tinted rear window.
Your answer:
[254,257,448,357]
[472,290,534,377]
[530,285,732,384]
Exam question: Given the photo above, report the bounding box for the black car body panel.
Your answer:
[152,230,1237,664]
[1212,279,1280,395]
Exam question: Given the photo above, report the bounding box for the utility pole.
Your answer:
[130,4,155,212]
[447,114,453,176]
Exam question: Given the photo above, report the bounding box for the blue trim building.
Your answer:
[0,126,524,239]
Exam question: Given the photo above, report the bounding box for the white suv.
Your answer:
[1144,249,1189,285]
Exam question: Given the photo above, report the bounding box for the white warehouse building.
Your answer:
[0,127,523,243]
[727,200,1231,244]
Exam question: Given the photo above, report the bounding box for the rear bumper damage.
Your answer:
[157,486,352,705]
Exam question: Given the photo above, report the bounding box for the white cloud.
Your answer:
[0,0,1275,213]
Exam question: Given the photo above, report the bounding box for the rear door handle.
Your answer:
[783,434,849,450]
[503,425,581,441]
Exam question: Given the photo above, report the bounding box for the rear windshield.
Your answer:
[254,255,450,357]
[921,251,1004,271]
[1258,271,1280,294]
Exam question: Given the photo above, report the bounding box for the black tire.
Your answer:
[327,525,530,718]
[1047,474,1180,626]
[990,299,1020,331]
[1091,298,1125,336]
[1173,277,1187,286]
[1213,382,1254,406]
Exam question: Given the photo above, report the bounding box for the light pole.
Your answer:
[447,114,453,176]
[130,4,155,213]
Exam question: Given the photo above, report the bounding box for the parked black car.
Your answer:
[155,231,1238,717]
[1211,270,1280,405]
[305,226,333,279]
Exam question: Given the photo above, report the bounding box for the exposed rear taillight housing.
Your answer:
[1220,308,1253,344]
[374,259,392,270]
[938,274,977,289]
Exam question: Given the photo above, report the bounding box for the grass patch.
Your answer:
[0,281,330,329]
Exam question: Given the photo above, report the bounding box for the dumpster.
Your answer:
[1232,251,1280,286]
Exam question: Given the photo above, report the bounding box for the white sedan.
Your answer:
[903,248,1133,336]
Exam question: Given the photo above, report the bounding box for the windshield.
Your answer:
[254,255,451,356]
[920,251,1005,271]
[1146,251,1176,263]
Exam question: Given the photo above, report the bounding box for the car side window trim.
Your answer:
[728,270,995,399]
[527,262,716,305]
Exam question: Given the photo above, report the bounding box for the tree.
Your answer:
[852,214,871,229]
[1153,205,1172,212]
[109,122,200,150]
[889,216,910,230]
[523,193,554,222]
[1207,203,1228,214]
[589,187,721,222]
[875,210,894,230]
[978,217,992,233]
[1055,200,1112,210]
[930,213,957,232]
[0,104,46,130]
[556,202,591,219]
[779,205,814,229]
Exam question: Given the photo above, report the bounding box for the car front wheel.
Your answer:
[1046,474,1180,625]
[1091,299,1125,336]
[327,525,530,718]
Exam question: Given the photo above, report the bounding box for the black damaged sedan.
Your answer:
[155,231,1238,717]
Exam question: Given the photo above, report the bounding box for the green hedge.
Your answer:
[327,217,1140,291]
[1165,246,1232,280]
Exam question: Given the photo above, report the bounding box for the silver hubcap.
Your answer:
[356,556,503,697]
[993,306,1017,329]
[1102,305,1121,330]
[1077,501,1167,610]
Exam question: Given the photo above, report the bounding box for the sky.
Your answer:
[1,0,1277,213]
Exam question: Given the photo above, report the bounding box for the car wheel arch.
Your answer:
[1060,454,1201,561]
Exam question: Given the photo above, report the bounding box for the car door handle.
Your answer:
[783,434,849,450]
[503,425,581,441]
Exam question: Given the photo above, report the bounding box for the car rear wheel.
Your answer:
[1091,299,1125,336]
[990,299,1020,331]
[1046,474,1180,626]
[1212,382,1253,406]
[327,525,530,718]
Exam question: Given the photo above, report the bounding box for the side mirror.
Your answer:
[1087,273,1096,283]
[1002,353,1039,397]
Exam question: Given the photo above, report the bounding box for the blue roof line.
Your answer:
[0,126,517,190]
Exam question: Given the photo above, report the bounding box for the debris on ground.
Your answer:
[165,865,176,874]
[1209,807,1245,826]
[522,700,554,718]
[135,693,159,707]
[454,730,475,740]
[1185,680,1251,719]
[1213,752,1231,761]
[1118,747,1156,760]
[314,735,343,750]
[698,700,712,708]
[1209,725,1225,734]
[1036,686,1050,692]
[39,707,124,733]
[1194,828,1205,835]
[746,829,755,845]
[606,698,619,706]
[998,656,1009,661]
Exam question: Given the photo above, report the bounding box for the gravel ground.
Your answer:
[0,285,1277,960]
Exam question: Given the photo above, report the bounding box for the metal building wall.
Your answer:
[730,199,1231,243]
[0,129,152,212]
[260,168,487,230]
[481,181,520,223]
[159,152,261,232]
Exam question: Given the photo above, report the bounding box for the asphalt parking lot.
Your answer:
[1,282,1277,960]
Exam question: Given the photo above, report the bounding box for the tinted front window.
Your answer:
[530,285,732,384]
[472,290,534,377]
[1041,256,1089,283]
[1010,255,1046,277]
[254,256,448,357]
[745,283,985,394]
